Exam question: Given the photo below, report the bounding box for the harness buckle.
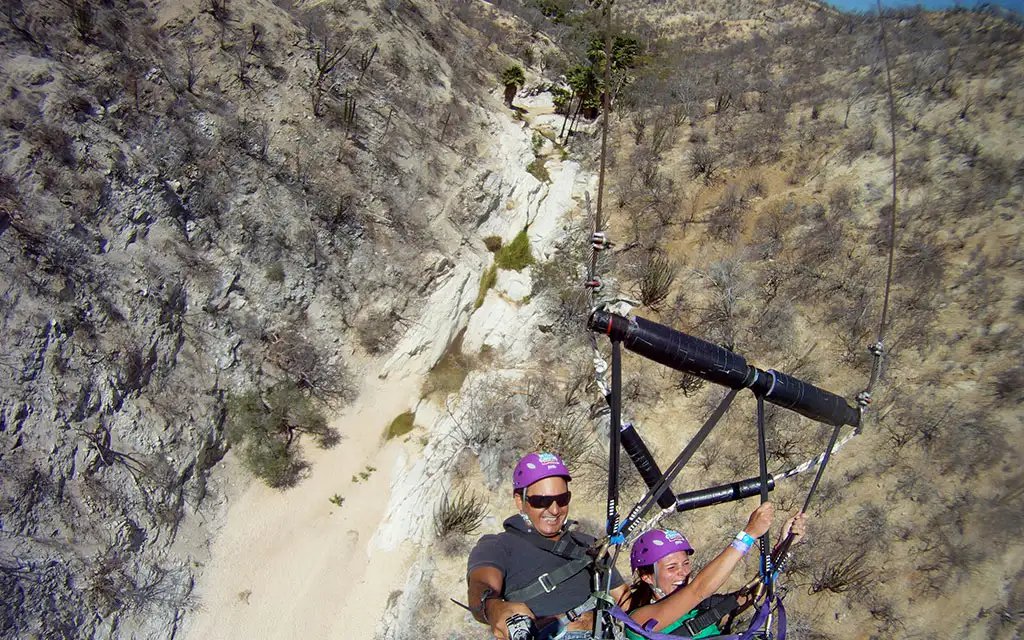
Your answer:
[682,617,703,636]
[538,573,556,593]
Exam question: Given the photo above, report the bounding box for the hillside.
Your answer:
[0,0,548,636]
[531,1,1024,638]
[1,0,1021,639]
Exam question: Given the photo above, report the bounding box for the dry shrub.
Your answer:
[633,251,677,309]
[709,184,747,241]
[434,488,487,542]
[357,310,398,355]
[690,144,718,184]
[532,411,595,472]
[810,550,872,594]
[266,327,354,402]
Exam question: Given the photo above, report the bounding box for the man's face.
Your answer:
[514,476,570,538]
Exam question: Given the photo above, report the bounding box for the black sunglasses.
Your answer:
[524,491,571,509]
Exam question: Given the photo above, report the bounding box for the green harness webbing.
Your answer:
[624,607,722,640]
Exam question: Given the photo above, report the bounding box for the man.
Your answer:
[467,452,628,640]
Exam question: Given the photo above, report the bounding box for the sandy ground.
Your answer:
[182,92,575,640]
[181,362,422,640]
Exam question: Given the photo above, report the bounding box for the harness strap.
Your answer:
[504,525,591,560]
[501,525,596,604]
[610,594,786,640]
[503,556,593,603]
[561,594,599,623]
[609,604,743,640]
[682,596,739,637]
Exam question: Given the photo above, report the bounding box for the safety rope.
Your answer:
[853,1,900,414]
[576,4,904,639]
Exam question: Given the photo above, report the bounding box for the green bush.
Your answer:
[386,411,416,440]
[422,330,472,398]
[226,382,337,488]
[527,157,550,183]
[475,264,497,308]
[500,65,525,88]
[483,235,503,252]
[532,131,545,154]
[495,228,534,271]
[266,262,285,283]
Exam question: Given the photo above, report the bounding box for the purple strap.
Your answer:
[775,599,787,640]
[736,600,771,640]
[608,595,788,640]
[608,605,743,640]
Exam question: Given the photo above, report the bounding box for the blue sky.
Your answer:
[825,0,1024,13]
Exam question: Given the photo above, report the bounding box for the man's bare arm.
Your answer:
[467,566,505,624]
[467,566,535,640]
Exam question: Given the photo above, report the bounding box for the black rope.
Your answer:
[755,395,773,598]
[875,0,899,356]
[618,388,739,538]
[607,340,622,536]
[857,0,900,406]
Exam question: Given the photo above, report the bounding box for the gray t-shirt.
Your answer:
[467,515,624,618]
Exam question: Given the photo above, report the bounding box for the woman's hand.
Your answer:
[742,502,775,538]
[780,512,807,544]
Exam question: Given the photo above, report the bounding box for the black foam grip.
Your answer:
[759,370,860,428]
[589,311,861,428]
[620,423,677,509]
[589,311,753,389]
[674,476,776,512]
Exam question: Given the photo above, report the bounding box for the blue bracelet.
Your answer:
[735,531,756,547]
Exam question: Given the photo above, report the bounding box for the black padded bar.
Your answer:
[620,423,677,509]
[588,310,860,428]
[750,369,861,428]
[589,311,754,389]
[674,476,776,513]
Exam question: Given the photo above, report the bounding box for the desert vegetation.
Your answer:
[395,1,1023,639]
[1,0,1021,638]
[0,0,553,635]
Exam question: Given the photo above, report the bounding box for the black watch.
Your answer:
[479,588,500,623]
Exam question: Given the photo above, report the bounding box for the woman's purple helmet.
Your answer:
[512,452,571,490]
[630,529,694,570]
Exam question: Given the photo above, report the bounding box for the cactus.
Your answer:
[342,95,357,133]
[357,44,378,83]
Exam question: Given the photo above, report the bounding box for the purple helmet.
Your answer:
[630,529,694,570]
[512,452,571,490]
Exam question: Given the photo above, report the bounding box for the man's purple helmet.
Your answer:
[630,529,694,570]
[512,452,571,490]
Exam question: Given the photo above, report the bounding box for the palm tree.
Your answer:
[501,65,525,108]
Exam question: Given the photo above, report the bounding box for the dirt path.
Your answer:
[181,363,422,639]
[182,91,582,640]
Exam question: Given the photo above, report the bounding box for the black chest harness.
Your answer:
[502,523,600,621]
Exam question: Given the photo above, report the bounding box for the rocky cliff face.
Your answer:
[0,0,549,636]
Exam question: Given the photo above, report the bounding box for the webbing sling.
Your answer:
[609,596,784,640]
[502,525,596,604]
[682,595,739,637]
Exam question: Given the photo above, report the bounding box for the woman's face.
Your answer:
[646,550,693,597]
[514,476,570,538]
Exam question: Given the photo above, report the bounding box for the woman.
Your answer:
[626,504,806,639]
